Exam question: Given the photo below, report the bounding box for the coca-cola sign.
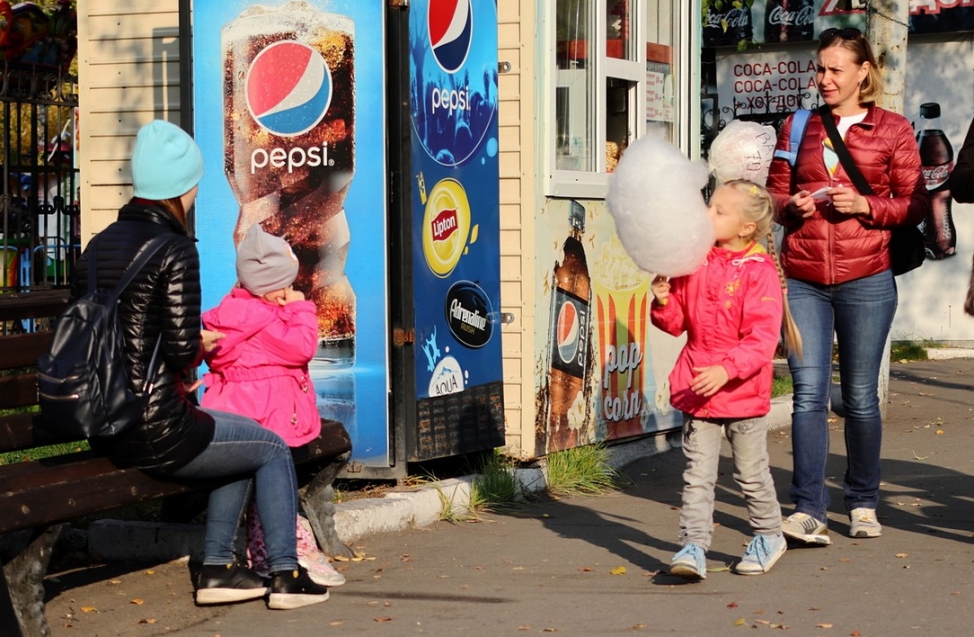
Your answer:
[923,164,953,190]
[766,4,815,28]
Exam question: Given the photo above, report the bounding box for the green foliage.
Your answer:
[545,443,620,498]
[890,340,930,362]
[771,372,793,398]
[469,450,520,512]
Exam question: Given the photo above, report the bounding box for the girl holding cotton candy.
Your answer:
[648,180,802,580]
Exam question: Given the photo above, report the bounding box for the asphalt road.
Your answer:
[44,359,974,636]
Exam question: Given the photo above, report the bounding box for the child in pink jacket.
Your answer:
[651,180,802,581]
[202,224,344,587]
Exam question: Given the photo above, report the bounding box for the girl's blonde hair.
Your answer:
[722,179,803,359]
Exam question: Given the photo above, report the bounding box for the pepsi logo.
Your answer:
[247,41,332,137]
[428,0,473,74]
[556,301,580,364]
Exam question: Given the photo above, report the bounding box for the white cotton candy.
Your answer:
[606,135,713,277]
[708,119,778,186]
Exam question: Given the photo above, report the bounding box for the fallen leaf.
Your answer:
[138,618,157,625]
[80,607,97,613]
[755,619,770,625]
[329,621,345,626]
[727,602,739,608]
[610,566,627,575]
[517,626,532,631]
[373,616,393,622]
[109,580,122,585]
[144,570,155,575]
[578,567,594,572]
[734,618,747,626]
[815,623,833,629]
[851,632,861,636]
[130,599,144,605]
[936,430,945,435]
[512,566,524,571]
[895,553,909,558]
[709,566,730,573]
[541,629,559,633]
[631,623,647,630]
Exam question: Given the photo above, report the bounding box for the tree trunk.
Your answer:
[865,1,911,416]
[865,0,911,116]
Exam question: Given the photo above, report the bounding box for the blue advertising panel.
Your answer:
[192,0,390,466]
[408,0,504,459]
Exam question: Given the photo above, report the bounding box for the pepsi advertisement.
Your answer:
[408,0,504,459]
[192,0,391,467]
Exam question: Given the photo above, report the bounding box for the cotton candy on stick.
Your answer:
[606,135,713,277]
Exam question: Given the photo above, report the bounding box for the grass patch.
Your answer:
[890,340,930,362]
[545,443,620,498]
[469,450,520,512]
[771,373,792,398]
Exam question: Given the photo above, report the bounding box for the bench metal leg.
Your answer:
[300,451,354,559]
[0,525,65,637]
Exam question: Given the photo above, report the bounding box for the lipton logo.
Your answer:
[432,208,458,242]
[422,178,471,278]
[445,281,492,348]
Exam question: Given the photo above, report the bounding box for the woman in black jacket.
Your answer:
[75,120,328,610]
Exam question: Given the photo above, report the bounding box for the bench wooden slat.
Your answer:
[0,413,83,455]
[2,332,53,369]
[0,374,40,410]
[0,289,69,321]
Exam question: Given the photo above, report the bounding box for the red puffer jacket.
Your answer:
[766,105,929,285]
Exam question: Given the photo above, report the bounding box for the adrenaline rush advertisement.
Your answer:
[408,0,505,460]
[192,0,390,466]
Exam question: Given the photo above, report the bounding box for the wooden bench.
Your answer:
[0,290,353,637]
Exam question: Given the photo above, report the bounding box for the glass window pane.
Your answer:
[556,0,597,172]
[606,78,633,172]
[606,0,634,59]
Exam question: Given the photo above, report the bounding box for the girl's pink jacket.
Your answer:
[201,287,321,447]
[651,243,783,420]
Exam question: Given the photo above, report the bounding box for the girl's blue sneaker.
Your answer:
[735,532,786,575]
[670,543,707,580]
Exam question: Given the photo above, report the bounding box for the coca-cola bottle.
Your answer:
[764,0,815,43]
[703,0,753,48]
[544,201,591,452]
[916,102,955,259]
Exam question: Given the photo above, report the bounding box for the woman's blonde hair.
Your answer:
[817,28,883,104]
[722,179,803,359]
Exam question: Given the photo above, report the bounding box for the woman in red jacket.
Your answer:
[766,29,928,546]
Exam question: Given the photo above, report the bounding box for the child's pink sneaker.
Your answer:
[299,551,346,586]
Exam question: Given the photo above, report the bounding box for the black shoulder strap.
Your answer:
[103,235,171,303]
[818,105,875,196]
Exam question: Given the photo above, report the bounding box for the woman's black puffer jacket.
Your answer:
[73,202,214,475]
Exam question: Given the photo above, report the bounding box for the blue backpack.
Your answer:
[772,109,811,168]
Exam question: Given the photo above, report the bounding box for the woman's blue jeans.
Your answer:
[786,271,897,523]
[168,409,299,572]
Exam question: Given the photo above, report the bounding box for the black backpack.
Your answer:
[37,235,169,439]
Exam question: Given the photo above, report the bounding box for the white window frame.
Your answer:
[543,1,696,199]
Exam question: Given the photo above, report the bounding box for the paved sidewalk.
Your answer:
[45,358,974,636]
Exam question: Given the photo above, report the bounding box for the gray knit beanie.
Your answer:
[236,224,299,296]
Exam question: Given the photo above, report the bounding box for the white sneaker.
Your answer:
[781,512,831,545]
[849,508,882,538]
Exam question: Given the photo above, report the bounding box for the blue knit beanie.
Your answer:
[131,120,204,200]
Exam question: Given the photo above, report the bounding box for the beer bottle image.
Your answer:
[764,0,815,43]
[916,102,956,259]
[546,201,591,452]
[703,0,753,48]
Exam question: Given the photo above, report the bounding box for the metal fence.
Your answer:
[1,63,80,301]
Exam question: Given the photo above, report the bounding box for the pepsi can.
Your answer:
[223,0,355,366]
